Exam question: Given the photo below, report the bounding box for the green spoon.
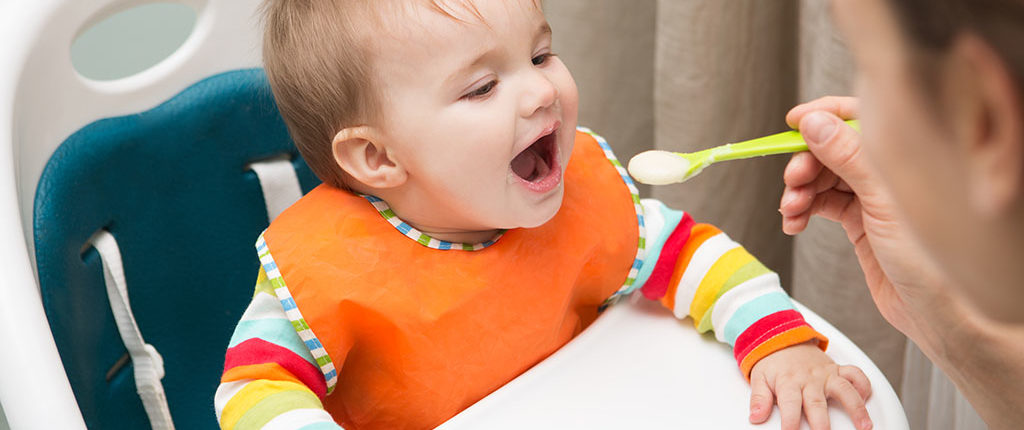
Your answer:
[627,120,861,185]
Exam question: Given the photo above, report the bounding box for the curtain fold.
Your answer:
[652,0,798,284]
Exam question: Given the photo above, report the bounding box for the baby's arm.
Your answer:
[215,268,343,430]
[635,199,871,430]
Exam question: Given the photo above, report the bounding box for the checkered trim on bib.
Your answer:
[256,234,340,394]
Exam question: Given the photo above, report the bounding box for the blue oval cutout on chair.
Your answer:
[71,2,197,81]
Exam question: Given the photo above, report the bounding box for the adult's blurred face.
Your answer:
[833,0,1024,321]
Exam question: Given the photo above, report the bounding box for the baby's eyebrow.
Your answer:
[445,22,553,90]
[538,22,551,38]
[445,49,494,90]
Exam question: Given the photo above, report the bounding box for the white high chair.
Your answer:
[440,295,910,429]
[0,1,909,429]
[1,1,318,429]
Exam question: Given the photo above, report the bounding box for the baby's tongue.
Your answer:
[511,146,543,181]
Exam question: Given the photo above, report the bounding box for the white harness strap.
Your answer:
[84,157,300,430]
[249,157,304,222]
[89,230,175,430]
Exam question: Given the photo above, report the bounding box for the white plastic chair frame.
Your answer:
[0,1,265,427]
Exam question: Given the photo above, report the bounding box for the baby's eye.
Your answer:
[532,53,554,66]
[465,80,497,99]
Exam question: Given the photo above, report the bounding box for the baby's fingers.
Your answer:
[827,374,873,430]
[803,382,831,430]
[749,373,775,424]
[777,381,804,430]
[839,365,873,401]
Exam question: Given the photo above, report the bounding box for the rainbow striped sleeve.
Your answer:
[215,267,344,430]
[635,199,828,379]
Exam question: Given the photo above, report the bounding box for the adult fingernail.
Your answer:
[860,418,873,430]
[803,112,837,145]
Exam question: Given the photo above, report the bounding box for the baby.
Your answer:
[215,1,873,429]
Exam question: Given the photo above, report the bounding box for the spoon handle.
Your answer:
[711,120,860,162]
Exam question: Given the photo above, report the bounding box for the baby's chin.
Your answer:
[503,188,565,229]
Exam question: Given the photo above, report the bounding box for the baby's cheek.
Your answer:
[560,84,580,119]
[561,141,575,170]
[553,62,580,111]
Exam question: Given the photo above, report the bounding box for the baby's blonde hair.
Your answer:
[261,0,377,189]
[261,0,497,189]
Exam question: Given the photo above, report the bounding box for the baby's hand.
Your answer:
[748,342,873,430]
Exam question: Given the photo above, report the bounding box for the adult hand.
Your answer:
[778,96,961,347]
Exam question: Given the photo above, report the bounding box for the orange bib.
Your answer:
[262,130,641,429]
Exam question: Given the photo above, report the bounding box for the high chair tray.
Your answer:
[439,294,908,430]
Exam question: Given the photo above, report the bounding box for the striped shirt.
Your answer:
[215,197,824,429]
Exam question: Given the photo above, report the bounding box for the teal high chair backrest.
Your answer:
[0,1,319,428]
[35,69,320,429]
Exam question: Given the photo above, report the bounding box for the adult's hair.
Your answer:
[886,0,1024,103]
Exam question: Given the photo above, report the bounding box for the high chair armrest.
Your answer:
[439,294,908,430]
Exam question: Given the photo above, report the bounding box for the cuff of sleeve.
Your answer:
[735,324,829,381]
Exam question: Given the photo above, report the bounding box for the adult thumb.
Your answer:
[800,111,872,192]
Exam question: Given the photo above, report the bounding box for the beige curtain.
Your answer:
[546,2,981,429]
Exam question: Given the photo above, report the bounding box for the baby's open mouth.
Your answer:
[511,132,558,183]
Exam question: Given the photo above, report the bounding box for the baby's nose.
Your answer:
[519,71,558,117]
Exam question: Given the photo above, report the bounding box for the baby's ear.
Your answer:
[331,126,408,189]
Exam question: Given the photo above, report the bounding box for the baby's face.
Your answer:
[372,0,579,232]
